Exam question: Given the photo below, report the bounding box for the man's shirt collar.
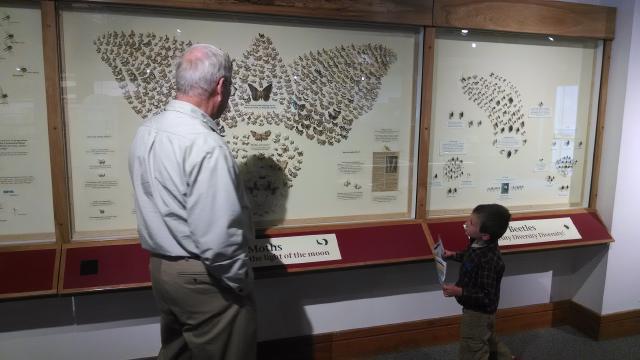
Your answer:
[165,99,225,135]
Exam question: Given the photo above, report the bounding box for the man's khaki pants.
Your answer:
[150,256,256,360]
[459,308,513,360]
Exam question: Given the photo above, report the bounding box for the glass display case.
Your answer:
[427,29,602,217]
[0,0,618,297]
[60,6,423,240]
[0,4,55,245]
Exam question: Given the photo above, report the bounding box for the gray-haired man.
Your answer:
[129,44,256,359]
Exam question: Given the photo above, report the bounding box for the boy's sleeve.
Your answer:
[450,249,466,262]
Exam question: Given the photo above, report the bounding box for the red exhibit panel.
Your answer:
[61,244,150,292]
[0,249,57,296]
[257,222,432,273]
[426,211,613,253]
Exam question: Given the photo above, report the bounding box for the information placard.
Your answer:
[248,234,341,267]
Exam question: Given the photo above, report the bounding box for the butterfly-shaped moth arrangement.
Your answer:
[95,31,397,218]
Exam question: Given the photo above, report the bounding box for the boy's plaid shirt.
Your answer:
[451,241,505,314]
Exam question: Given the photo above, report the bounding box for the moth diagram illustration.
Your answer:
[94,31,397,218]
[460,72,526,159]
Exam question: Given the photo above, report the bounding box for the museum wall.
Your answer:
[0,0,638,359]
[600,0,640,315]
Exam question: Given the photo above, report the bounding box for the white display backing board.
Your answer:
[61,8,421,239]
[0,6,55,244]
[428,32,599,215]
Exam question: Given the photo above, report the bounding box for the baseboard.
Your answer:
[258,301,571,360]
[568,301,640,340]
[258,300,640,359]
[600,308,640,339]
[566,301,602,339]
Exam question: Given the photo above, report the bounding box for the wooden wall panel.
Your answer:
[258,301,568,359]
[434,0,615,39]
[416,28,435,220]
[599,308,640,340]
[589,40,612,209]
[63,0,433,26]
[42,0,72,244]
[258,300,640,359]
[567,301,603,339]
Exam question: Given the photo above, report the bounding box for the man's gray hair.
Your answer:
[175,44,232,98]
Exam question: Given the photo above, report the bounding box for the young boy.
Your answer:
[442,203,515,360]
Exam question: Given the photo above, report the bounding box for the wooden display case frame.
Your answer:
[0,1,65,298]
[416,0,615,254]
[0,0,616,297]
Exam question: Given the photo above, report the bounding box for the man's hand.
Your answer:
[442,284,462,298]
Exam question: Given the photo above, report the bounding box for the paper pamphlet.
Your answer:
[433,235,447,285]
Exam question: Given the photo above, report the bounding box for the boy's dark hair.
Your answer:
[472,204,511,241]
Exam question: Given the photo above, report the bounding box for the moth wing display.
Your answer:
[288,43,397,145]
[94,30,192,120]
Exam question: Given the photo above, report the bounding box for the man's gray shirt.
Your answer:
[129,100,254,294]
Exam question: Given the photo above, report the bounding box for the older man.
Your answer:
[129,44,256,360]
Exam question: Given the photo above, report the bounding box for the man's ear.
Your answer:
[214,77,225,96]
[480,233,491,241]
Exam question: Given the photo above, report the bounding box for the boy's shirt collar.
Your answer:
[470,238,489,248]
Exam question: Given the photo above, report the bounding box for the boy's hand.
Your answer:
[442,284,462,298]
[443,249,456,258]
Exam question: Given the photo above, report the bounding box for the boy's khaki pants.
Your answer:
[459,308,513,360]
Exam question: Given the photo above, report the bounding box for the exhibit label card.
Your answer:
[248,234,341,267]
[528,105,552,118]
[439,139,466,155]
[499,217,581,246]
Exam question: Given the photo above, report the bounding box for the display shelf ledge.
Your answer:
[57,220,432,292]
[425,210,613,253]
[256,220,433,276]
[59,243,151,293]
[0,248,58,298]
